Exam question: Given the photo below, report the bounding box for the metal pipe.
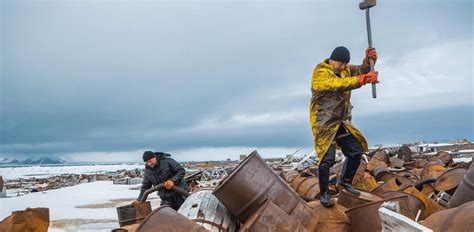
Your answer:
[140,184,190,202]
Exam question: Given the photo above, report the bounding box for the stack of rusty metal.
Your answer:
[120,149,473,232]
[282,148,474,232]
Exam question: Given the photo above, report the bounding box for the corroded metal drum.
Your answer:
[178,190,238,232]
[0,207,50,232]
[373,166,395,182]
[282,170,299,183]
[308,201,351,232]
[213,151,300,222]
[116,202,152,227]
[346,200,385,232]
[382,191,424,220]
[294,176,320,199]
[137,206,207,232]
[337,189,383,209]
[421,201,474,232]
[372,178,400,196]
[421,163,446,180]
[448,164,474,208]
[434,167,467,193]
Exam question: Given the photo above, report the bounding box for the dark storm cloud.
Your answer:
[1,0,472,158]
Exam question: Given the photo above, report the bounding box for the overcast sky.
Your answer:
[1,0,472,162]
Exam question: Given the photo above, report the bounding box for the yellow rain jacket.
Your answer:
[310,59,369,164]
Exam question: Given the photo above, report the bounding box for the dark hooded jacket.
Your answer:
[137,154,187,200]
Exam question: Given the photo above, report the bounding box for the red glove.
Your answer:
[164,180,174,190]
[363,48,377,67]
[358,71,379,85]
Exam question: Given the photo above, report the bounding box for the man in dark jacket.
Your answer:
[132,151,187,210]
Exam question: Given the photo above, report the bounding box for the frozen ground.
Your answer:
[0,181,161,231]
[0,164,143,180]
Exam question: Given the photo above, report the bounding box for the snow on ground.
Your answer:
[0,181,161,231]
[0,164,143,180]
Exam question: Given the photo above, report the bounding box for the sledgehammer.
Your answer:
[360,0,377,98]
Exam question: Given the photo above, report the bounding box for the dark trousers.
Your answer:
[160,195,186,210]
[318,125,363,194]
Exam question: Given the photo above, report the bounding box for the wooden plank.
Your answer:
[379,207,433,232]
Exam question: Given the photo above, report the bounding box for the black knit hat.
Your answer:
[330,46,350,63]
[142,151,156,162]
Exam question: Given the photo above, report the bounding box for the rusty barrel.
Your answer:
[346,197,405,232]
[421,163,446,180]
[372,178,400,196]
[382,191,424,220]
[352,163,378,191]
[448,164,474,208]
[178,190,238,232]
[293,176,320,199]
[421,201,474,232]
[213,151,300,222]
[337,188,383,209]
[116,201,152,227]
[0,207,49,232]
[389,157,404,169]
[137,206,207,232]
[373,166,395,182]
[307,201,351,232]
[283,170,299,183]
[433,167,467,193]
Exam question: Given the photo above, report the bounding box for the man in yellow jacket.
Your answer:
[310,46,378,207]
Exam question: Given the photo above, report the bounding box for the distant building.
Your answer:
[414,143,454,153]
[239,154,247,161]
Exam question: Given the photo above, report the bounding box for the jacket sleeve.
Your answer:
[312,68,361,92]
[168,158,186,184]
[137,174,152,201]
[349,63,370,76]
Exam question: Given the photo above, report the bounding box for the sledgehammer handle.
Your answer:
[366,8,377,99]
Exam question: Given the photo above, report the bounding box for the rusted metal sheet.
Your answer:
[421,201,474,232]
[241,200,296,232]
[116,202,152,227]
[448,164,474,208]
[434,167,467,193]
[137,206,207,232]
[308,201,351,232]
[420,163,447,180]
[178,190,238,232]
[0,207,49,232]
[337,188,383,209]
[213,151,300,222]
[382,191,423,220]
[242,198,318,232]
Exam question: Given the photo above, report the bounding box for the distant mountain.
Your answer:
[0,157,65,165]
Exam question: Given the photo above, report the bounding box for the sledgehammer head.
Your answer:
[359,0,376,10]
